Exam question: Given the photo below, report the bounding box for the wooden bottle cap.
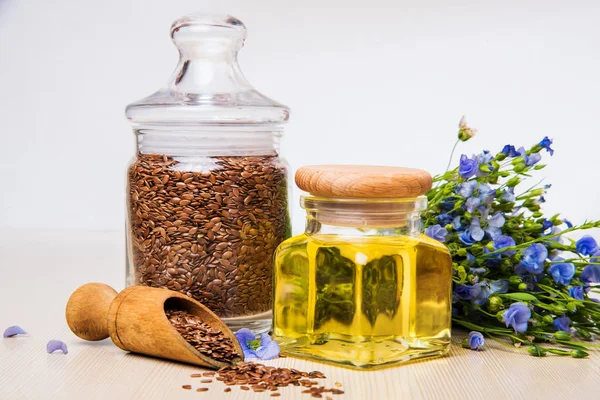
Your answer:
[295,165,432,198]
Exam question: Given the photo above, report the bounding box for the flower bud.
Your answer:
[542,315,554,325]
[496,311,505,323]
[509,276,523,285]
[570,349,589,358]
[445,224,453,231]
[457,248,467,256]
[479,164,492,173]
[518,283,528,291]
[456,265,467,281]
[567,302,577,313]
[528,346,547,357]
[514,164,526,173]
[488,296,503,313]
[529,189,544,197]
[506,177,521,187]
[532,211,543,218]
[577,328,591,340]
[458,116,477,142]
[553,304,568,314]
[554,331,571,340]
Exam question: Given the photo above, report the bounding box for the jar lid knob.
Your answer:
[295,165,432,198]
[170,13,247,57]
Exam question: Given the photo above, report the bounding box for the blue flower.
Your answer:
[482,248,501,267]
[515,146,542,166]
[467,331,485,350]
[455,284,472,300]
[437,213,453,225]
[458,180,478,198]
[489,279,509,294]
[500,187,516,202]
[425,225,448,243]
[545,226,564,244]
[581,264,600,285]
[539,136,554,155]
[475,150,494,177]
[548,259,575,286]
[459,154,478,179]
[476,150,493,165]
[470,267,487,275]
[576,236,598,256]
[503,302,531,333]
[459,182,495,214]
[452,216,464,232]
[459,218,485,245]
[542,219,554,232]
[486,212,505,239]
[552,316,571,332]
[470,281,491,305]
[563,219,573,228]
[493,235,516,256]
[441,197,458,212]
[515,244,548,275]
[569,286,584,300]
[466,253,476,265]
[501,145,520,157]
[235,329,280,360]
[524,152,542,166]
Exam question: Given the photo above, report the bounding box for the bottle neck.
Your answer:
[302,196,426,237]
[135,127,281,156]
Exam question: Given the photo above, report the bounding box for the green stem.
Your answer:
[445,139,461,173]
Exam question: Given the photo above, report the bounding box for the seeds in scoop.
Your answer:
[182,385,191,390]
[196,387,209,392]
[200,379,212,383]
[166,309,240,362]
[127,154,289,318]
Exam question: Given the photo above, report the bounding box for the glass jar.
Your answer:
[125,13,290,333]
[273,165,452,369]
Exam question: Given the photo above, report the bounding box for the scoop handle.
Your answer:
[65,283,118,341]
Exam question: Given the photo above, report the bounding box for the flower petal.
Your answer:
[258,333,272,345]
[3,325,27,338]
[255,337,280,360]
[46,340,68,354]
[234,328,256,347]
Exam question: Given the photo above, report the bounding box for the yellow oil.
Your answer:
[273,233,452,369]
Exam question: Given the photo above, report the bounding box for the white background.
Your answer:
[1,0,599,236]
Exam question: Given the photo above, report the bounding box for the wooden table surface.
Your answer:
[1,231,598,400]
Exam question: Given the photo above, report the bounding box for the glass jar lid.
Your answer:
[126,13,290,127]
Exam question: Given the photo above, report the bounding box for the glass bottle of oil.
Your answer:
[273,165,452,369]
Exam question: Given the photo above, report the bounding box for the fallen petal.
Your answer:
[47,340,68,354]
[255,337,280,360]
[234,328,256,344]
[3,326,27,338]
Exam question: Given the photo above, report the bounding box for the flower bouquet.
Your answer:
[423,118,600,357]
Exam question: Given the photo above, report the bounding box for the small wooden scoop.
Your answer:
[65,283,244,368]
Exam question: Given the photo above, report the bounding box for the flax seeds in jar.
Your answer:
[125,13,291,333]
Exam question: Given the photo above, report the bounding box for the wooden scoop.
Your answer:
[65,283,244,368]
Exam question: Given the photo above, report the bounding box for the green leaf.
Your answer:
[499,293,538,302]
